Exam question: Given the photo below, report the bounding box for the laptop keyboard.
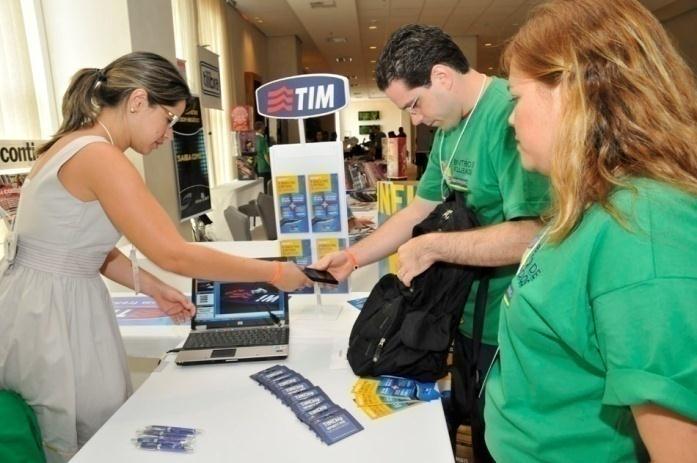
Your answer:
[183,327,289,349]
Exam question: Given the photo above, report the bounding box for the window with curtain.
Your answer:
[0,0,40,139]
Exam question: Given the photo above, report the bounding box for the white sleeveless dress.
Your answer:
[0,136,132,462]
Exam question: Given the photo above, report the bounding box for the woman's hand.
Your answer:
[272,262,312,292]
[150,282,196,324]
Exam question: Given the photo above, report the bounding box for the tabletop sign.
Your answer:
[255,74,349,119]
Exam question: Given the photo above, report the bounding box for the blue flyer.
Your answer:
[280,239,313,294]
[276,175,310,234]
[309,173,342,233]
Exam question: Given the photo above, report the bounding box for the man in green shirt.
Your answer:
[254,120,271,193]
[312,24,549,460]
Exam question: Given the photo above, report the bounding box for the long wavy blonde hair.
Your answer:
[503,0,697,242]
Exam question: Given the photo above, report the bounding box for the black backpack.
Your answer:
[347,194,490,382]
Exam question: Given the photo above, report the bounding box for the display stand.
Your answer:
[271,125,345,321]
[256,74,351,321]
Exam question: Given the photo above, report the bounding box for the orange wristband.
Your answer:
[268,261,283,285]
[344,249,359,270]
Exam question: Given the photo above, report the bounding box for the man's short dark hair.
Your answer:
[375,24,469,91]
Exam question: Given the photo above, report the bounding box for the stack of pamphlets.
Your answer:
[251,365,364,445]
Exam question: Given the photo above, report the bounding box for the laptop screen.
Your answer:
[192,279,288,329]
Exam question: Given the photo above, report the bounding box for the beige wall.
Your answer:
[338,98,412,149]
[662,6,697,73]
[40,0,191,239]
[453,36,478,69]
[226,7,268,105]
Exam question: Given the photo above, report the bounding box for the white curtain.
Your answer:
[171,0,200,94]
[0,0,40,139]
[195,0,236,186]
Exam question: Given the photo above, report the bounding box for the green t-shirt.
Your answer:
[416,76,550,345]
[0,390,45,462]
[485,179,697,462]
[255,132,270,174]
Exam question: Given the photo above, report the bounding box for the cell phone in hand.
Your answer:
[302,267,339,285]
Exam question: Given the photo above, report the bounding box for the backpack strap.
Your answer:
[471,272,490,386]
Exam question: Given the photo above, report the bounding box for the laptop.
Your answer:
[175,278,290,366]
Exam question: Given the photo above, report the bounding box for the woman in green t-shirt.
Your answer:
[484,0,697,462]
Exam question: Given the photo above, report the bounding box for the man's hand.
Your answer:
[396,234,439,287]
[311,251,354,282]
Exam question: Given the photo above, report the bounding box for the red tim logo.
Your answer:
[267,86,294,114]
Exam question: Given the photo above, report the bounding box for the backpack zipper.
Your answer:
[372,305,401,363]
[372,338,386,362]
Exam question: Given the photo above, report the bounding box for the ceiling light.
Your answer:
[370,60,376,64]
[488,67,494,70]
[369,46,377,50]
[327,36,348,43]
[310,0,336,8]
[368,25,377,30]
[256,18,263,24]
[484,42,492,47]
[335,56,353,63]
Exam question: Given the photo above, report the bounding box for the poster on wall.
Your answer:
[276,175,309,233]
[280,239,313,294]
[231,105,254,131]
[198,46,222,110]
[315,237,349,294]
[171,97,212,221]
[309,173,341,233]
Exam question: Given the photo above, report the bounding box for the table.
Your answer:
[73,294,453,463]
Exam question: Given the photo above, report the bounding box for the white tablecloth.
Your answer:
[74,294,453,463]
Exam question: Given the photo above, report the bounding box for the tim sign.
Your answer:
[256,74,349,119]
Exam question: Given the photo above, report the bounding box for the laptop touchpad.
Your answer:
[211,348,237,358]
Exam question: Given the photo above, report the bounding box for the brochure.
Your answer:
[309,173,341,233]
[276,175,310,233]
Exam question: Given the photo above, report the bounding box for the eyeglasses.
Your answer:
[405,94,420,115]
[159,104,180,128]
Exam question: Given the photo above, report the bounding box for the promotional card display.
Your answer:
[352,376,440,420]
[251,365,364,445]
[315,238,349,294]
[259,75,350,298]
[280,239,313,294]
[276,175,310,234]
[309,173,341,233]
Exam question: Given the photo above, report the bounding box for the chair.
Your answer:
[238,200,260,227]
[224,206,252,241]
[256,193,277,240]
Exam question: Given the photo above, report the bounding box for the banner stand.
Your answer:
[256,74,351,322]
